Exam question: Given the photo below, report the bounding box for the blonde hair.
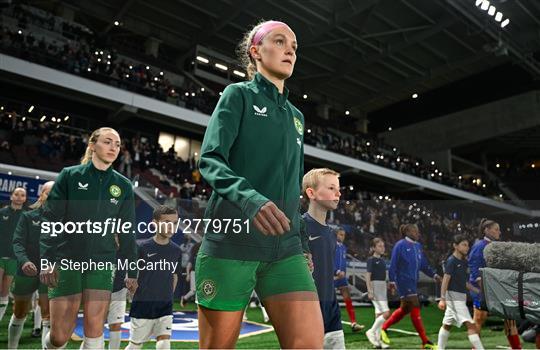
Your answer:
[302,168,340,197]
[80,127,119,164]
[369,237,384,256]
[29,181,54,209]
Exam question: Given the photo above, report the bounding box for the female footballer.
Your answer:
[196,20,324,348]
[39,128,138,349]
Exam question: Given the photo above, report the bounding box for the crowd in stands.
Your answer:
[0,4,507,199]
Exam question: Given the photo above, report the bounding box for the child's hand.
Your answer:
[438,299,446,311]
[368,292,374,300]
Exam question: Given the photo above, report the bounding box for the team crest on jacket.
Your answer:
[109,185,122,198]
[201,279,217,299]
[293,117,303,135]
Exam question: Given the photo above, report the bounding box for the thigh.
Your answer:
[255,254,317,301]
[195,253,258,311]
[153,315,173,338]
[11,275,39,296]
[108,288,127,325]
[198,306,244,349]
[263,292,324,349]
[12,294,33,318]
[48,269,82,299]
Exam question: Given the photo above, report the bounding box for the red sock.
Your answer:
[410,307,429,344]
[344,297,356,323]
[507,334,521,349]
[382,307,407,331]
[535,333,540,349]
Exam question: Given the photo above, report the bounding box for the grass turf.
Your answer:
[0,301,535,349]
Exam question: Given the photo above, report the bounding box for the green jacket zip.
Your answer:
[199,73,306,262]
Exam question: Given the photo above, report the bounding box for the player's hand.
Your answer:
[125,277,138,295]
[368,292,374,300]
[438,299,446,311]
[388,282,396,295]
[253,202,290,236]
[22,262,38,276]
[304,253,314,272]
[40,266,58,287]
[434,274,442,283]
[337,271,345,279]
[186,273,191,282]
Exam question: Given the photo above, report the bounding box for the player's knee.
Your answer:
[443,324,452,331]
[126,341,143,349]
[156,339,170,349]
[383,310,391,319]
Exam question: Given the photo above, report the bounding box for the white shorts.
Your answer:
[372,281,389,314]
[107,288,127,325]
[442,300,473,328]
[129,315,173,343]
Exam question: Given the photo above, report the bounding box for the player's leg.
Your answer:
[8,294,32,349]
[257,254,323,348]
[338,282,363,331]
[0,260,16,321]
[38,288,50,348]
[107,288,127,350]
[473,308,488,334]
[464,321,484,349]
[0,267,6,321]
[126,317,153,349]
[32,291,42,338]
[367,300,390,348]
[81,289,111,349]
[381,297,413,344]
[196,254,258,348]
[406,295,435,348]
[504,319,522,349]
[154,315,173,350]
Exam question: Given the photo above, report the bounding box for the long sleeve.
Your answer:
[13,214,30,266]
[198,85,269,220]
[419,245,437,278]
[117,187,138,278]
[40,169,69,262]
[468,243,486,282]
[389,242,401,282]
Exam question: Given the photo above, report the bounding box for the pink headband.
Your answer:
[250,21,290,48]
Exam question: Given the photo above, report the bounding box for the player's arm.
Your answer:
[365,271,374,299]
[117,186,138,279]
[40,168,69,264]
[419,246,440,281]
[468,246,485,284]
[172,273,178,292]
[198,85,269,220]
[185,261,192,281]
[13,214,37,276]
[466,281,480,294]
[388,243,400,284]
[438,273,451,310]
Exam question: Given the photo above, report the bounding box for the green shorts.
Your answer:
[0,258,17,276]
[195,253,316,311]
[11,275,48,295]
[48,268,114,299]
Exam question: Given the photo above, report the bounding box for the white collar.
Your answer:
[405,236,416,243]
[484,236,492,242]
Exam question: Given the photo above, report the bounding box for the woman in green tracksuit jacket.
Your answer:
[9,181,54,349]
[196,20,324,348]
[0,186,27,322]
[39,127,138,349]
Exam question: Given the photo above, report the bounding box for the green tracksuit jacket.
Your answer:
[13,207,45,273]
[199,72,307,261]
[40,161,138,276]
[0,205,24,258]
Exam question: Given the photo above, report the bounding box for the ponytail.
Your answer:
[478,218,497,236]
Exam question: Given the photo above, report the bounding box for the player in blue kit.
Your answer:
[468,218,521,349]
[302,168,345,349]
[125,206,182,350]
[382,224,441,349]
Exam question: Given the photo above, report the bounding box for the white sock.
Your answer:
[108,330,122,350]
[8,314,27,349]
[125,342,142,349]
[82,335,104,349]
[261,306,269,321]
[0,296,9,321]
[323,330,346,349]
[437,327,450,350]
[468,333,484,350]
[156,339,170,350]
[42,320,51,349]
[34,304,42,329]
[371,315,386,337]
[44,331,67,349]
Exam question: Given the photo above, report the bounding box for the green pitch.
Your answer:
[0,302,535,349]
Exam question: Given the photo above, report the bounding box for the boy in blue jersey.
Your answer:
[334,228,364,332]
[302,168,345,349]
[125,206,182,350]
[382,224,441,349]
[437,235,484,350]
[469,219,521,349]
